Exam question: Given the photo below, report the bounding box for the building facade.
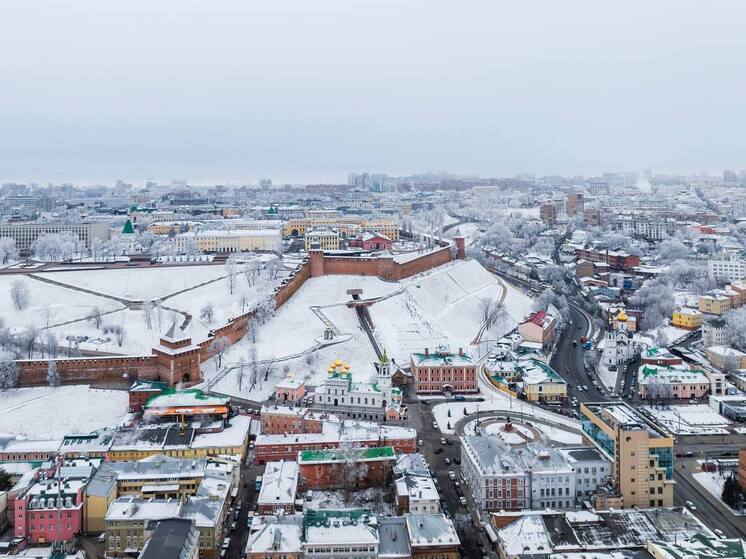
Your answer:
[410,348,478,394]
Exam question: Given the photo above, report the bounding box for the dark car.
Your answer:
[434,447,444,454]
[454,457,461,465]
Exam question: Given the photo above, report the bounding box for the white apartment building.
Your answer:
[702,317,728,348]
[0,221,110,251]
[461,435,579,513]
[557,446,612,500]
[709,255,746,283]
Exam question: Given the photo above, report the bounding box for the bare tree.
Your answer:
[10,280,30,311]
[479,297,501,330]
[46,361,61,387]
[42,332,59,359]
[225,258,237,295]
[236,357,246,391]
[143,300,154,330]
[200,303,215,324]
[209,336,230,369]
[87,307,103,329]
[23,327,39,358]
[103,324,125,347]
[248,346,258,390]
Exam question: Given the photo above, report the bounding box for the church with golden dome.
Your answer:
[600,309,638,367]
[312,352,404,422]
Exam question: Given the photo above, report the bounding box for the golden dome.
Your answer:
[617,310,628,322]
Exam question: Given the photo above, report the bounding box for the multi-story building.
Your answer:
[245,514,303,559]
[253,420,416,465]
[395,474,440,514]
[404,513,460,559]
[672,308,703,330]
[699,293,731,315]
[297,446,396,490]
[709,255,746,283]
[583,207,601,227]
[257,461,298,515]
[139,518,200,559]
[519,360,567,402]
[173,228,281,253]
[260,405,324,435]
[706,345,746,371]
[0,221,110,252]
[573,247,640,271]
[302,509,379,558]
[274,376,306,403]
[566,192,584,218]
[460,436,578,513]
[702,317,728,347]
[304,228,341,251]
[539,202,557,225]
[637,364,711,400]
[284,216,399,240]
[557,446,612,501]
[580,401,675,508]
[14,472,87,544]
[410,347,478,394]
[517,311,557,351]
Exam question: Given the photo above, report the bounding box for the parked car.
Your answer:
[686,500,697,511]
[454,457,461,465]
[440,437,447,445]
[434,447,444,454]
[418,440,424,447]
[445,457,451,465]
[448,471,456,480]
[432,421,438,429]
[459,496,467,506]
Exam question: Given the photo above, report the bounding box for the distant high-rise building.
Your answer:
[566,192,584,218]
[539,202,557,225]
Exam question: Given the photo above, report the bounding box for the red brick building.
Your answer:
[297,446,396,490]
[410,347,478,394]
[348,232,394,251]
[253,425,417,465]
[260,406,324,435]
[573,247,640,271]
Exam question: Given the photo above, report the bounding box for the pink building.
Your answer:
[517,311,556,351]
[14,477,85,544]
[348,232,393,251]
[274,377,306,404]
[637,364,711,400]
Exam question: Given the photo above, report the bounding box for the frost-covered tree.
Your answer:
[0,352,19,390]
[629,279,676,331]
[655,238,690,262]
[182,237,202,257]
[0,238,19,265]
[533,288,570,326]
[31,232,83,262]
[725,307,746,352]
[254,296,276,325]
[208,336,230,369]
[46,361,61,387]
[479,297,502,330]
[10,280,29,310]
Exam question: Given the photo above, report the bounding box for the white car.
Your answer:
[418,440,424,447]
[432,421,438,429]
[714,529,725,538]
[448,471,456,480]
[686,500,697,511]
[440,437,447,445]
[459,496,467,506]
[445,457,451,465]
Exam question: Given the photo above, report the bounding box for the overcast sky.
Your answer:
[1,1,745,184]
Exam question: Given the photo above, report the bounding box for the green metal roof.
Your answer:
[299,446,395,463]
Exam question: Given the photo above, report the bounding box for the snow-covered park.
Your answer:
[205,259,536,403]
[0,385,131,439]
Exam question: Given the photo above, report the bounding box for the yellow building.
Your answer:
[672,308,703,330]
[520,360,567,402]
[580,402,675,508]
[304,229,341,251]
[173,229,281,253]
[284,216,399,240]
[146,221,201,235]
[698,293,731,315]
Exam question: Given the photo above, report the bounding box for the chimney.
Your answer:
[458,347,464,356]
[424,348,429,356]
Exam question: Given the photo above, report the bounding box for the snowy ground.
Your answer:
[642,404,731,435]
[370,259,534,364]
[206,259,534,403]
[0,274,121,334]
[2,261,287,357]
[0,385,130,439]
[692,471,745,516]
[596,364,618,390]
[34,265,231,301]
[304,489,395,516]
